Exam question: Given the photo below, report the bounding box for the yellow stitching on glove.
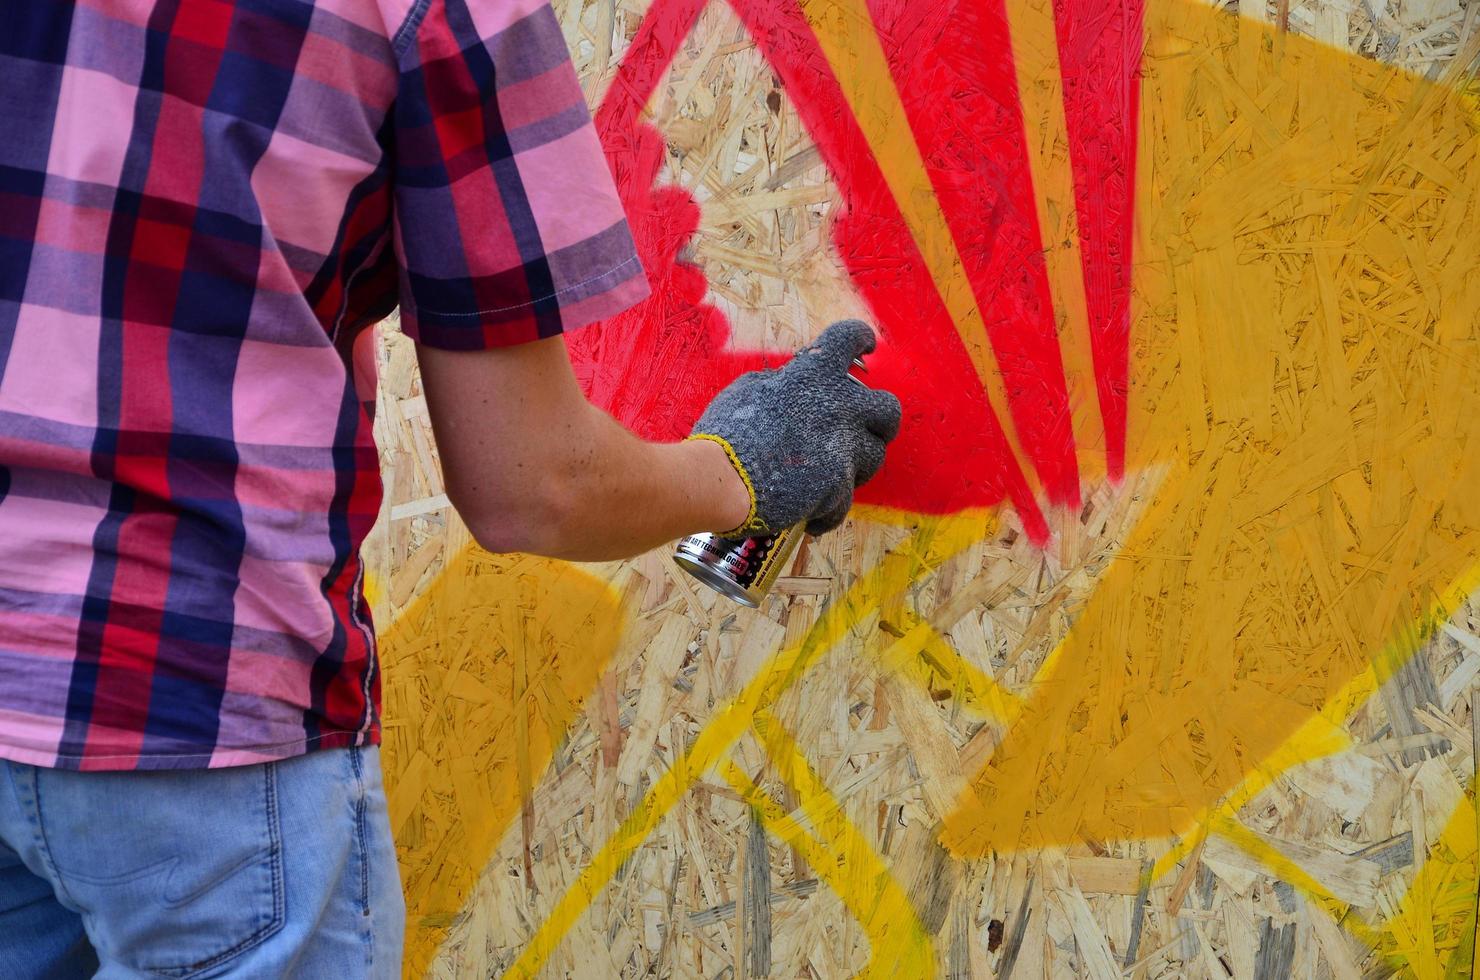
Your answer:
[687,433,766,537]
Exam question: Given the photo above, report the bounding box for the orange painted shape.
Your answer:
[377,546,626,977]
[942,0,1480,856]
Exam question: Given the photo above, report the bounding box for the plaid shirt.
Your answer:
[0,0,647,770]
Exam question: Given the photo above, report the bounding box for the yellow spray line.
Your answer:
[875,608,1026,727]
[731,711,935,977]
[1144,692,1359,886]
[1212,812,1382,951]
[503,516,983,977]
[1375,778,1478,978]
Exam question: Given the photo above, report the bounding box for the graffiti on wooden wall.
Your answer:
[371,0,1480,973]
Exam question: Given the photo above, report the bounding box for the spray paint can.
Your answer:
[674,356,871,607]
[673,524,805,608]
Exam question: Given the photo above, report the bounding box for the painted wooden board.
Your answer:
[363,0,1480,975]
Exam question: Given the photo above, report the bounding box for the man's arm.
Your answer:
[418,337,752,561]
[389,7,894,562]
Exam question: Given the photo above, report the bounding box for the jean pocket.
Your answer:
[35,761,286,978]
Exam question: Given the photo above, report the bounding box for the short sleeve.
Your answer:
[390,0,649,349]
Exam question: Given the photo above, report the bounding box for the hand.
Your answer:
[689,320,903,536]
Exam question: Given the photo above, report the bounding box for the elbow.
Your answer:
[450,479,580,558]
[459,513,541,556]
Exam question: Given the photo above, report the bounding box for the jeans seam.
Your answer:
[350,747,374,974]
[350,747,370,917]
[26,767,82,910]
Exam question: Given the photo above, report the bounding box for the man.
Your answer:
[0,0,899,975]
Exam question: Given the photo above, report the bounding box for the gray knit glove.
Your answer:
[690,320,902,537]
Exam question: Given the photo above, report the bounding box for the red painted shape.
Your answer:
[729,0,1046,536]
[864,0,1080,507]
[571,0,1061,540]
[1052,0,1144,479]
[567,0,781,440]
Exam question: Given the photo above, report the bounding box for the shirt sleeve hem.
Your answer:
[401,256,650,350]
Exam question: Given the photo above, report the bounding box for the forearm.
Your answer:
[416,324,896,564]
[420,337,749,561]
[509,403,750,561]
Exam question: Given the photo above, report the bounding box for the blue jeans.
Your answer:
[0,747,404,978]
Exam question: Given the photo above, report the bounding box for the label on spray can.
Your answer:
[673,524,803,608]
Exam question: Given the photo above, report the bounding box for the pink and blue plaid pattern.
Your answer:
[0,0,647,770]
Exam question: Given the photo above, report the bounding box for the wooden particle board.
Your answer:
[364,0,1480,976]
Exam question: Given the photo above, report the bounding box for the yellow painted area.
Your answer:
[1145,680,1361,884]
[796,0,1048,503]
[1375,778,1479,978]
[942,0,1480,856]
[362,569,385,610]
[376,546,627,978]
[502,516,985,978]
[726,711,934,977]
[1001,0,1106,476]
[1147,559,1480,892]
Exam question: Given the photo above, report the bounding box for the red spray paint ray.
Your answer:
[863,0,1080,507]
[729,0,1045,536]
[571,0,1070,540]
[1052,0,1144,480]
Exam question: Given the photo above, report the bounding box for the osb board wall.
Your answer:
[360,0,1480,976]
